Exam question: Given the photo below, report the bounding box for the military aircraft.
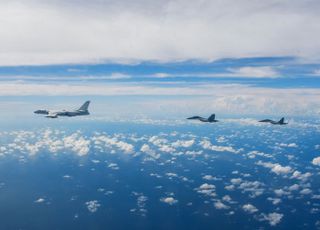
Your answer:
[187,114,219,123]
[259,117,288,125]
[34,101,90,118]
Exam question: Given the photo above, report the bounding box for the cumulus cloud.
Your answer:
[242,204,258,214]
[290,171,312,181]
[202,175,217,181]
[312,157,320,166]
[85,200,101,213]
[256,161,292,175]
[230,178,242,185]
[300,188,312,195]
[4,129,90,156]
[214,201,229,210]
[160,197,178,205]
[34,198,45,203]
[196,183,216,197]
[92,135,134,154]
[0,0,320,65]
[247,150,272,159]
[278,143,298,148]
[260,213,283,226]
[239,181,265,197]
[171,139,195,148]
[108,163,119,170]
[140,144,160,159]
[200,140,241,154]
[64,133,90,156]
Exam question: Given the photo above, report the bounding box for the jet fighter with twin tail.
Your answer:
[34,101,90,118]
[259,117,288,125]
[187,114,219,123]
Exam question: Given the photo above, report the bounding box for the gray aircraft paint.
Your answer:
[34,101,90,118]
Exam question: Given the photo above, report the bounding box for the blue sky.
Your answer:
[0,57,320,88]
[0,57,319,118]
[0,0,319,117]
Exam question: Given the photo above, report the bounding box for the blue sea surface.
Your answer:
[0,119,319,229]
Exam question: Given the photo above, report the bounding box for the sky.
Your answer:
[0,0,319,117]
[1,0,320,65]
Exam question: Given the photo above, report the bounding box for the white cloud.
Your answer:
[64,133,90,156]
[92,135,134,154]
[200,140,241,154]
[196,183,216,197]
[278,143,298,148]
[171,139,195,148]
[312,156,320,166]
[274,189,290,197]
[261,212,283,226]
[247,150,272,159]
[4,129,91,156]
[228,66,279,78]
[271,164,292,175]
[290,171,312,181]
[202,175,216,181]
[34,198,45,203]
[116,141,134,154]
[222,195,232,203]
[288,184,299,191]
[160,197,178,205]
[140,144,160,159]
[214,201,229,210]
[300,188,312,195]
[149,67,280,78]
[108,163,119,170]
[225,185,235,191]
[256,161,292,175]
[0,0,320,65]
[199,183,215,190]
[85,200,101,213]
[267,197,281,205]
[230,178,242,185]
[238,181,265,197]
[242,204,258,214]
[313,69,320,75]
[1,83,320,116]
[159,145,175,153]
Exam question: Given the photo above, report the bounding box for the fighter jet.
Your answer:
[187,114,219,123]
[34,101,90,118]
[259,117,288,125]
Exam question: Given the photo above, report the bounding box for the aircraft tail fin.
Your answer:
[78,101,90,111]
[208,114,216,122]
[279,117,285,124]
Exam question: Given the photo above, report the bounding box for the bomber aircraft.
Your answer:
[34,101,90,118]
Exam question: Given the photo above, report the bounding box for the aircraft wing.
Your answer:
[187,116,204,120]
[45,112,58,118]
[259,119,273,123]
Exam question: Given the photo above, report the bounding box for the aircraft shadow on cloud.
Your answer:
[34,101,90,118]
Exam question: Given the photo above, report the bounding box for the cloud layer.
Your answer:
[1,82,319,115]
[0,0,320,65]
